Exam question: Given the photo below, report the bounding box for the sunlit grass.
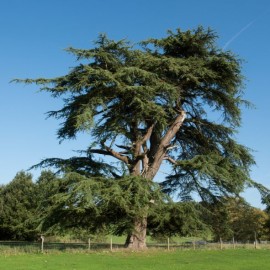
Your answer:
[0,249,270,270]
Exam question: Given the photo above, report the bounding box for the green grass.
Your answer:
[0,249,269,270]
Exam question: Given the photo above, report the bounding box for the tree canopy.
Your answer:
[203,197,269,242]
[0,172,37,240]
[15,26,262,249]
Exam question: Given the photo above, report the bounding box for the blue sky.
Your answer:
[0,0,269,208]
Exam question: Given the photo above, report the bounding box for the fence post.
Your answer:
[254,232,257,249]
[88,238,91,251]
[219,237,223,250]
[110,237,113,251]
[41,235,45,253]
[193,240,196,250]
[167,238,170,251]
[233,236,235,250]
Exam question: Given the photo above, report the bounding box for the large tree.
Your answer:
[16,27,259,248]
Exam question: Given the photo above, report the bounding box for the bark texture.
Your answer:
[125,217,148,249]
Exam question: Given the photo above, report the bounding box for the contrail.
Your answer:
[223,9,270,50]
[223,19,256,50]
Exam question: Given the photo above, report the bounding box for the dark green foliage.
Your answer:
[38,172,165,236]
[148,201,210,238]
[34,170,62,229]
[202,199,233,241]
[16,27,255,198]
[0,172,37,240]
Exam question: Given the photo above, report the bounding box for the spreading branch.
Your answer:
[89,145,130,164]
[141,124,155,145]
[161,111,186,146]
[145,111,186,179]
[164,156,177,165]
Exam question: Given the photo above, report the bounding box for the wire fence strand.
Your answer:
[0,239,269,253]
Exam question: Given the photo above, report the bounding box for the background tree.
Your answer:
[16,27,258,249]
[33,170,61,233]
[147,201,211,240]
[202,199,233,242]
[204,197,269,242]
[0,172,37,240]
[227,198,269,242]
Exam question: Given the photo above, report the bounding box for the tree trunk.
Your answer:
[123,112,186,249]
[125,217,147,249]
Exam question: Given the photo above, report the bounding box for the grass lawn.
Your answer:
[0,249,269,270]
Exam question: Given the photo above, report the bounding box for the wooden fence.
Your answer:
[0,238,269,253]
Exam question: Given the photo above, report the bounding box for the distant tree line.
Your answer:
[0,170,269,242]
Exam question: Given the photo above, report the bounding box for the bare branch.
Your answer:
[166,144,178,151]
[141,124,154,145]
[145,111,186,179]
[161,111,186,146]
[119,151,130,155]
[89,147,130,164]
[164,156,177,165]
[116,144,132,150]
[142,146,149,172]
[105,146,130,164]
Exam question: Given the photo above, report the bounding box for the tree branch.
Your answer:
[89,147,130,164]
[116,144,132,151]
[141,124,154,145]
[145,111,186,179]
[142,142,149,170]
[161,110,186,146]
[164,156,177,165]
